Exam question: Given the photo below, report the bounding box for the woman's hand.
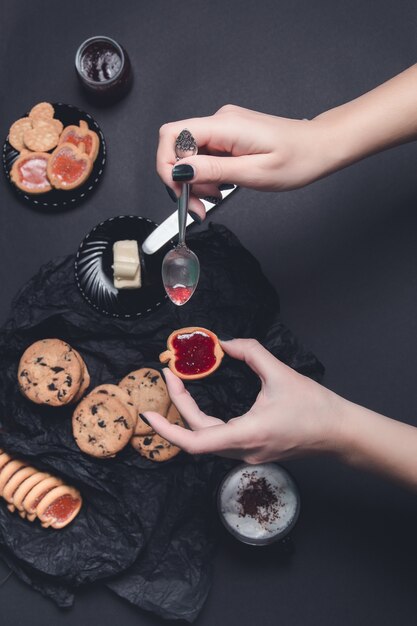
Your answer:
[158,66,417,221]
[143,339,345,463]
[157,105,336,220]
[144,338,417,489]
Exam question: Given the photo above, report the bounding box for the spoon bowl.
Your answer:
[162,244,200,305]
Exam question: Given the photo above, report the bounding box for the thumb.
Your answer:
[221,338,282,383]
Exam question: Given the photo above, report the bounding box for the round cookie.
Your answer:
[8,117,33,152]
[28,102,54,121]
[23,126,59,152]
[131,432,181,462]
[36,485,82,529]
[119,368,170,436]
[135,413,155,436]
[166,402,185,428]
[72,391,135,458]
[18,339,83,406]
[32,117,64,136]
[131,402,185,462]
[72,348,91,402]
[92,384,137,425]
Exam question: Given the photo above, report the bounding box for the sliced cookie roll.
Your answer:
[119,368,170,436]
[21,475,63,521]
[0,452,12,471]
[12,471,50,516]
[72,390,135,458]
[36,485,82,529]
[0,460,28,495]
[18,339,83,406]
[3,466,37,512]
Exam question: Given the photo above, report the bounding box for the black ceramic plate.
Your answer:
[75,216,169,318]
[3,102,106,209]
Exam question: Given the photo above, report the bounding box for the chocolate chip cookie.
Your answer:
[92,384,137,426]
[72,348,91,402]
[131,402,185,462]
[72,391,135,458]
[119,368,170,436]
[18,339,83,406]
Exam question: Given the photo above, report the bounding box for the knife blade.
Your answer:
[141,185,238,255]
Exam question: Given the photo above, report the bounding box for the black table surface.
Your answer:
[1,1,417,624]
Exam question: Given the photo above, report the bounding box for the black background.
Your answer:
[1,1,417,624]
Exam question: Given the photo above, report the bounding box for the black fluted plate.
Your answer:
[3,103,106,210]
[75,215,169,318]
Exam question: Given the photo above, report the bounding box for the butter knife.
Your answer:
[141,185,238,255]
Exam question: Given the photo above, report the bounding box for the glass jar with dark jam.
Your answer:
[75,36,132,104]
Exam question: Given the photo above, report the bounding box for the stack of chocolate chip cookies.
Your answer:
[120,368,185,462]
[18,339,90,406]
[17,340,184,463]
[72,368,185,461]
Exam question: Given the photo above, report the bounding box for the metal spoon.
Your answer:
[161,129,200,306]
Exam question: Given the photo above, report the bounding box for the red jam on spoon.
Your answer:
[165,284,195,306]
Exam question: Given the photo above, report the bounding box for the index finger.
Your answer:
[162,368,222,429]
[143,411,242,455]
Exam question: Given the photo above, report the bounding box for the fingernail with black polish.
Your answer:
[203,196,221,205]
[218,333,234,341]
[172,164,195,182]
[218,183,235,191]
[139,413,151,426]
[165,185,178,202]
[188,210,202,224]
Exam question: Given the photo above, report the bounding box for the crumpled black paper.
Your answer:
[0,223,324,621]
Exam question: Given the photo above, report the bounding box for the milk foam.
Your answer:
[219,463,299,542]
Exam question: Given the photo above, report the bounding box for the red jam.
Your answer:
[172,330,216,375]
[75,36,133,103]
[43,494,80,522]
[65,131,93,156]
[80,41,123,82]
[19,156,50,191]
[166,284,194,306]
[51,147,87,186]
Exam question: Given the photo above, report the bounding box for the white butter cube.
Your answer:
[113,259,138,279]
[112,240,141,289]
